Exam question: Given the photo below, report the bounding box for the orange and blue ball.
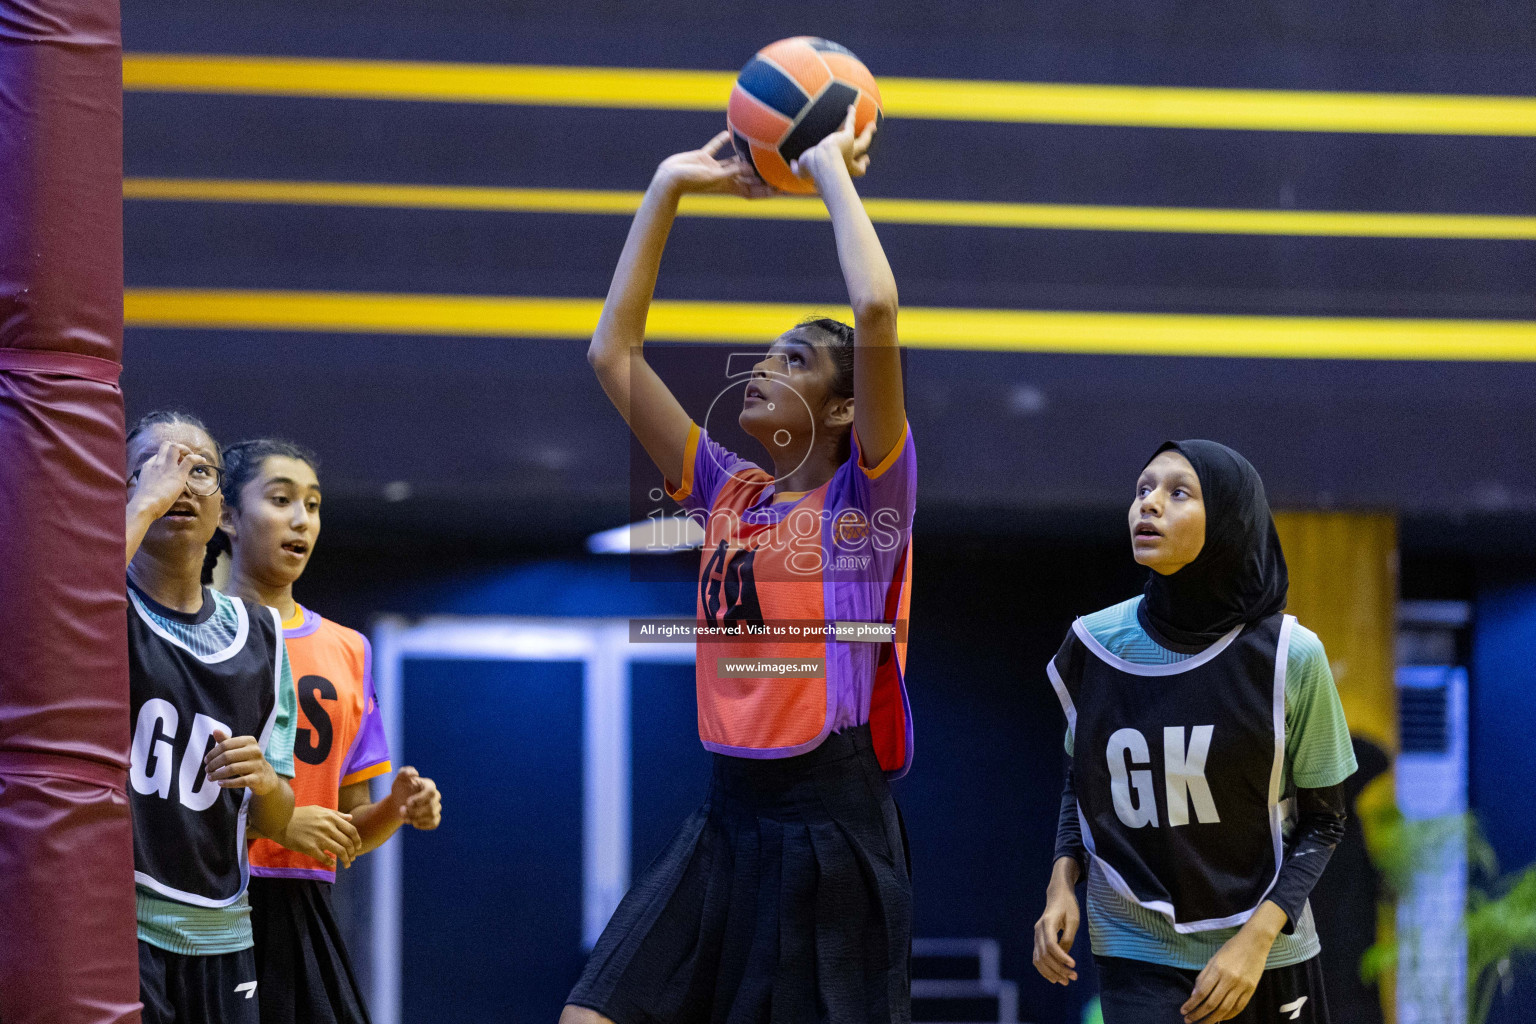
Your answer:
[727,37,882,195]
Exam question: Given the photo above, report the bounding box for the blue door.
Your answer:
[400,657,585,1022]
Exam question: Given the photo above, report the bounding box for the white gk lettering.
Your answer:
[1164,725,1220,826]
[1106,728,1159,828]
[130,701,231,811]
[1105,726,1220,828]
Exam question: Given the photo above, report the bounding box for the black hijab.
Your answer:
[1137,439,1288,651]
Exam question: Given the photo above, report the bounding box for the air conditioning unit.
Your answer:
[1395,599,1470,1024]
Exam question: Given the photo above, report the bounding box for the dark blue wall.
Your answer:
[1473,584,1536,876]
[123,0,1536,93]
[1472,582,1536,1024]
[120,0,1536,546]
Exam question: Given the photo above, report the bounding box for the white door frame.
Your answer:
[368,616,694,1024]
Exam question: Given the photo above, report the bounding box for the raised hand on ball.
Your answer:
[656,132,774,199]
[790,105,876,183]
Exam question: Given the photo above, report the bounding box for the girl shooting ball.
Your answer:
[566,103,917,1024]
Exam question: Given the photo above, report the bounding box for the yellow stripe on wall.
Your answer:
[124,54,734,109]
[124,288,1536,361]
[122,54,1536,136]
[123,176,1536,240]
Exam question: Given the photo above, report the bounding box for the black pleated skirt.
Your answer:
[248,877,372,1024]
[567,723,912,1024]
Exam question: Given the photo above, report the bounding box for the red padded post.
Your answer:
[0,0,139,1019]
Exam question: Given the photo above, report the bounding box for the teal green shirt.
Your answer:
[136,589,297,955]
[1063,597,1357,970]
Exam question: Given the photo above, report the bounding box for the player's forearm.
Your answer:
[809,156,897,325]
[589,175,683,369]
[1239,900,1289,948]
[1266,784,1348,932]
[1049,855,1081,892]
[125,498,160,566]
[248,778,295,837]
[1053,761,1088,872]
[347,797,407,856]
[243,816,292,849]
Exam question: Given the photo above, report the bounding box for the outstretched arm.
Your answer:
[793,107,905,468]
[588,133,768,486]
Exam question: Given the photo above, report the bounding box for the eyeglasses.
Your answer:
[128,461,225,497]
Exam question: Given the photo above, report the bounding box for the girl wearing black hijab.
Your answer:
[1032,441,1357,1024]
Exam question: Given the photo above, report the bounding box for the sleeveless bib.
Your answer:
[128,590,283,906]
[1049,613,1292,932]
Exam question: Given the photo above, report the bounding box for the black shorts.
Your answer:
[567,723,913,1024]
[1097,953,1330,1024]
[248,877,372,1024]
[139,940,260,1024]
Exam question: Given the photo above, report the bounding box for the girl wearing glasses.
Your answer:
[567,107,916,1024]
[125,410,298,1024]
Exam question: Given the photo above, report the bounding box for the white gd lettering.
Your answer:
[1164,725,1221,826]
[130,699,178,799]
[1106,728,1159,828]
[178,713,230,812]
[130,701,231,811]
[235,981,258,999]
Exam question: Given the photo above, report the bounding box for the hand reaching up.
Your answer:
[656,132,775,198]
